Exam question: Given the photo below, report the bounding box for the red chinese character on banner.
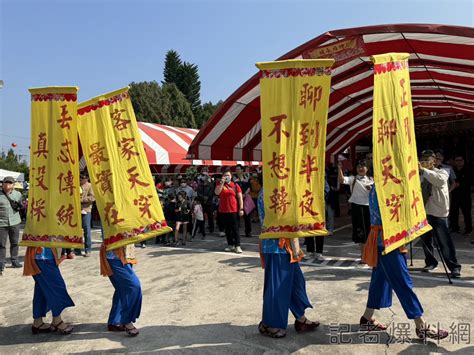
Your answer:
[377,118,397,145]
[299,189,318,217]
[58,139,75,164]
[57,170,75,196]
[381,155,402,186]
[57,105,73,129]
[400,78,408,108]
[299,155,318,184]
[268,114,289,144]
[104,202,125,226]
[269,186,290,215]
[385,193,404,222]
[407,156,417,180]
[89,142,109,165]
[56,204,77,227]
[33,132,48,158]
[111,109,131,131]
[411,190,421,217]
[134,194,152,218]
[119,137,139,160]
[95,169,113,194]
[267,152,290,180]
[34,166,48,191]
[404,117,412,145]
[30,198,46,222]
[127,166,150,189]
[299,83,322,111]
[299,122,320,148]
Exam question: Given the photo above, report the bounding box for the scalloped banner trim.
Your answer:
[383,219,429,247]
[374,60,408,75]
[22,234,83,243]
[103,220,169,247]
[261,222,326,234]
[260,67,332,79]
[31,93,77,102]
[78,92,130,116]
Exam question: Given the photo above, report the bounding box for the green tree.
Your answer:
[161,83,196,128]
[129,81,164,123]
[0,149,29,180]
[162,50,182,86]
[195,100,222,128]
[177,61,201,115]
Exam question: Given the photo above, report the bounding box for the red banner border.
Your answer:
[31,94,77,102]
[103,220,168,247]
[78,92,130,116]
[374,60,408,75]
[260,67,332,79]
[22,234,82,244]
[383,219,429,247]
[261,222,326,234]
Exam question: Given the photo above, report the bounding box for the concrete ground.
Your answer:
[0,214,473,354]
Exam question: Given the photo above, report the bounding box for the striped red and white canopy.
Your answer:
[187,24,474,162]
[80,122,260,174]
[137,122,260,174]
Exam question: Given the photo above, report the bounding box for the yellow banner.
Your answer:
[77,87,172,250]
[372,53,432,254]
[21,87,83,249]
[256,59,334,239]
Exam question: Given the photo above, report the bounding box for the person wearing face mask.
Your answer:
[197,169,214,233]
[215,169,244,253]
[338,160,374,261]
[177,179,194,200]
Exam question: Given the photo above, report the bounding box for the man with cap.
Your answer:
[419,150,461,278]
[0,176,23,275]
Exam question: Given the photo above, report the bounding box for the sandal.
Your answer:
[125,324,139,337]
[359,316,387,331]
[51,321,73,335]
[416,325,449,340]
[31,322,52,335]
[295,318,320,332]
[258,321,286,338]
[108,324,126,332]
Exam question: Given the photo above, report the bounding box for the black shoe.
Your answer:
[422,264,438,272]
[451,269,461,278]
[11,261,23,268]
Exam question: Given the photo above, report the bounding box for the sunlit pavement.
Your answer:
[0,218,473,354]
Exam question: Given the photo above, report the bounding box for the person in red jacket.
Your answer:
[215,169,244,253]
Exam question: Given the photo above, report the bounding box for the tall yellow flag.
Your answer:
[77,87,172,251]
[256,60,334,239]
[372,53,432,254]
[21,87,83,249]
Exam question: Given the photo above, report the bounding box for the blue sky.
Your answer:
[0,0,472,161]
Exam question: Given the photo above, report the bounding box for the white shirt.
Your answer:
[421,167,450,218]
[342,175,374,206]
[193,204,204,221]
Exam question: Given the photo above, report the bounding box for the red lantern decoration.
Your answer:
[11,143,17,148]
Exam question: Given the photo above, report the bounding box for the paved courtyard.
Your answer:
[0,218,473,354]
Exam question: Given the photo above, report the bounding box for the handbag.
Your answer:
[243,193,256,215]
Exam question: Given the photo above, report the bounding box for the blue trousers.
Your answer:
[108,259,142,325]
[367,248,424,320]
[262,253,313,329]
[32,260,75,318]
[82,213,92,252]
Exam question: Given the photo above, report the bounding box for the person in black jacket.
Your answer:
[197,171,214,233]
[450,155,473,236]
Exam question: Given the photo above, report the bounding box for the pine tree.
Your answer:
[177,61,201,115]
[162,50,182,85]
[161,83,196,128]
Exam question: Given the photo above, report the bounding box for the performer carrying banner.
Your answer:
[78,87,172,336]
[360,186,448,340]
[255,59,334,338]
[21,87,82,335]
[361,53,449,341]
[257,180,319,338]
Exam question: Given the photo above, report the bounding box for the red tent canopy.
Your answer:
[137,122,260,174]
[187,24,474,162]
